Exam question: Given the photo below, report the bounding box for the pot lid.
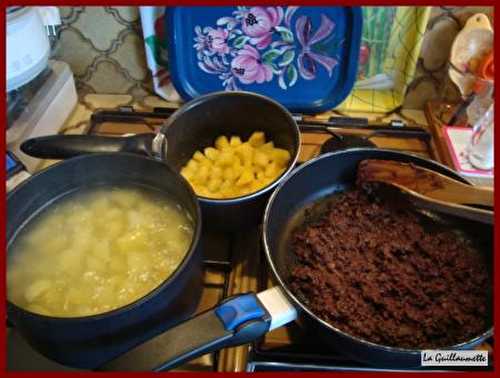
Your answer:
[166,6,362,114]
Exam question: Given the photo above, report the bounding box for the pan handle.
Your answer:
[97,287,297,371]
[20,134,156,160]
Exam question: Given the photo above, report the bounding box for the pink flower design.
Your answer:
[206,27,230,54]
[242,7,284,49]
[231,45,273,84]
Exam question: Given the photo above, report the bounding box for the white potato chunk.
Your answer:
[24,279,52,303]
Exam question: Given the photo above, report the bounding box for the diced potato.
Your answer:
[256,171,265,180]
[215,135,230,150]
[127,251,150,272]
[86,255,105,272]
[8,185,194,317]
[111,190,140,208]
[115,233,149,253]
[109,255,128,274]
[92,240,111,261]
[204,147,220,161]
[26,304,52,316]
[229,136,242,147]
[65,287,88,305]
[254,150,270,168]
[107,219,126,239]
[89,197,111,216]
[59,249,84,272]
[248,131,266,147]
[25,279,52,303]
[236,169,254,187]
[44,235,69,253]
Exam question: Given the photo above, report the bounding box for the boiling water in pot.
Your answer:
[7,185,194,317]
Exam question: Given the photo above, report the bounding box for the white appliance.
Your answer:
[6,7,52,91]
[6,6,77,174]
[7,61,77,173]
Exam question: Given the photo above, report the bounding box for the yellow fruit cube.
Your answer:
[229,136,242,147]
[204,147,220,161]
[232,159,243,178]
[248,131,266,147]
[254,150,270,168]
[193,151,207,163]
[181,167,194,180]
[236,169,254,186]
[271,148,291,166]
[235,143,254,166]
[208,177,222,193]
[265,162,278,178]
[251,180,266,192]
[211,166,223,179]
[194,184,209,197]
[223,167,235,181]
[260,141,275,152]
[186,160,199,171]
[217,151,234,167]
[198,165,210,182]
[215,135,230,150]
[220,180,233,197]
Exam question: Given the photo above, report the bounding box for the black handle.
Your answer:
[20,134,156,160]
[97,293,271,371]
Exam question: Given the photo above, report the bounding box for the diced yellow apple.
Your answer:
[248,131,266,147]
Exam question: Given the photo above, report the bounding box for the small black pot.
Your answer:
[20,92,301,232]
[162,91,301,231]
[7,154,204,369]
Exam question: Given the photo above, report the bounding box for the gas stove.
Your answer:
[7,106,493,372]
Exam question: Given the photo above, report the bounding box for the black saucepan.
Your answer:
[20,91,301,231]
[7,153,204,368]
[70,149,490,371]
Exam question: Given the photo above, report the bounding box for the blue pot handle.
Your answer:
[98,290,290,371]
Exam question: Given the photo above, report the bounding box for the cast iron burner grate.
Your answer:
[319,134,376,154]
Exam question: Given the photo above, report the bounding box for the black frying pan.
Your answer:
[91,149,492,371]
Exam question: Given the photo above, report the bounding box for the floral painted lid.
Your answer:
[166,6,362,113]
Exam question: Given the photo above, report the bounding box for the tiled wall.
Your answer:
[54,7,153,99]
[54,6,493,111]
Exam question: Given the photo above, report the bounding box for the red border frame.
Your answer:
[2,1,497,377]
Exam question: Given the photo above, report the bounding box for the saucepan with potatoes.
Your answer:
[21,91,300,230]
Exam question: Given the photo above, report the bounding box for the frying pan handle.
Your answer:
[20,134,156,160]
[97,288,297,371]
